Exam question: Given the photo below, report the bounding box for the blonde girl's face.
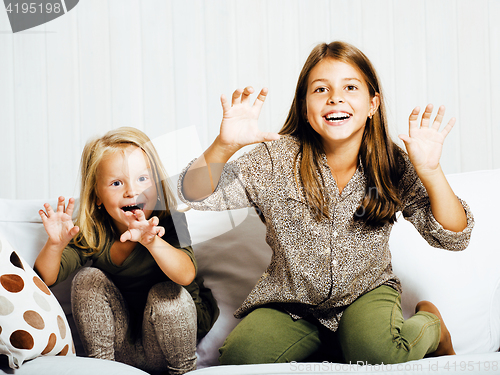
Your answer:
[95,145,158,235]
[305,58,380,152]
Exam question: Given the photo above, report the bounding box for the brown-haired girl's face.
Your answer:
[95,145,157,235]
[305,58,379,152]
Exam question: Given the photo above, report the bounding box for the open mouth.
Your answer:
[324,112,352,123]
[121,203,146,213]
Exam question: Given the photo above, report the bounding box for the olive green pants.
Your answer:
[219,286,440,365]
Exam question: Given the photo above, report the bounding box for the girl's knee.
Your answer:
[71,267,109,295]
[147,282,195,317]
[219,330,260,365]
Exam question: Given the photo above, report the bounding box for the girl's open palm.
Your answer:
[40,196,79,247]
[219,86,280,150]
[399,104,455,173]
[120,210,165,245]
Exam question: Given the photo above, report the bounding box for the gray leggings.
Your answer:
[71,267,197,374]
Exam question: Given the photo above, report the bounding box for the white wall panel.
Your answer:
[457,0,492,172]
[267,0,301,132]
[108,0,144,130]
[1,0,499,200]
[203,0,238,144]
[392,1,428,146]
[233,0,271,133]
[424,0,461,174]
[0,8,16,198]
[140,0,177,139]
[13,27,49,199]
[45,9,81,198]
[76,0,112,145]
[171,0,209,148]
[489,0,500,169]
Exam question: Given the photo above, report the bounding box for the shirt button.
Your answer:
[332,260,338,266]
[333,231,338,238]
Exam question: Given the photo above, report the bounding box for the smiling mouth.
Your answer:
[121,203,146,213]
[324,112,352,123]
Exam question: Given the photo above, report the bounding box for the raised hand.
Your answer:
[218,86,280,151]
[399,104,455,173]
[120,210,165,245]
[39,196,79,247]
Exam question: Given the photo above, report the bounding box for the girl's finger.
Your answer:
[66,197,75,217]
[120,230,132,243]
[135,209,146,221]
[70,226,80,237]
[431,105,446,130]
[231,88,243,105]
[44,203,55,217]
[398,133,412,146]
[56,196,65,213]
[220,94,231,113]
[420,104,434,128]
[408,107,420,130]
[240,86,254,104]
[259,131,280,142]
[39,210,48,222]
[149,216,159,227]
[157,226,165,237]
[253,87,269,112]
[440,117,456,138]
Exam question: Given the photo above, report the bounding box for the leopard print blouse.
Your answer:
[178,135,474,331]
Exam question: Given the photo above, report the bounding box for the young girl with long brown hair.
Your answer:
[34,127,218,374]
[179,41,473,365]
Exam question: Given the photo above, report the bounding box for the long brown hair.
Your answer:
[73,127,176,254]
[280,41,403,226]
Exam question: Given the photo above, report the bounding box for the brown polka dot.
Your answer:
[41,333,56,355]
[72,341,75,354]
[0,326,2,334]
[10,330,34,350]
[33,276,51,295]
[0,274,24,293]
[57,315,66,339]
[24,310,45,330]
[9,251,24,270]
[57,344,69,356]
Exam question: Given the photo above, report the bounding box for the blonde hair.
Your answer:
[280,41,403,226]
[73,127,176,254]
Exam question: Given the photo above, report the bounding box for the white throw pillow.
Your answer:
[0,234,75,369]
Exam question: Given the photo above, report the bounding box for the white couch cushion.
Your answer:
[391,168,500,354]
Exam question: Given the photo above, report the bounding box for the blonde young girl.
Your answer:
[34,127,218,375]
[179,42,474,365]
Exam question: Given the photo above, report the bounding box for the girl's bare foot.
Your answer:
[416,300,456,356]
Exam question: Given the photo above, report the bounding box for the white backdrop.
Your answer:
[1,0,499,200]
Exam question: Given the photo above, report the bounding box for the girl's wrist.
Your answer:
[212,135,241,160]
[44,239,67,254]
[415,164,443,182]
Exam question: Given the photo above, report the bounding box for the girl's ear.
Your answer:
[95,191,102,206]
[369,93,381,118]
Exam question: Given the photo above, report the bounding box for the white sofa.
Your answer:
[1,167,500,375]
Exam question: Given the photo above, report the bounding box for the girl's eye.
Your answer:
[314,87,327,93]
[111,181,122,187]
[346,85,357,91]
[138,176,149,182]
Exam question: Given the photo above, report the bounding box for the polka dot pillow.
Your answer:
[0,234,75,368]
